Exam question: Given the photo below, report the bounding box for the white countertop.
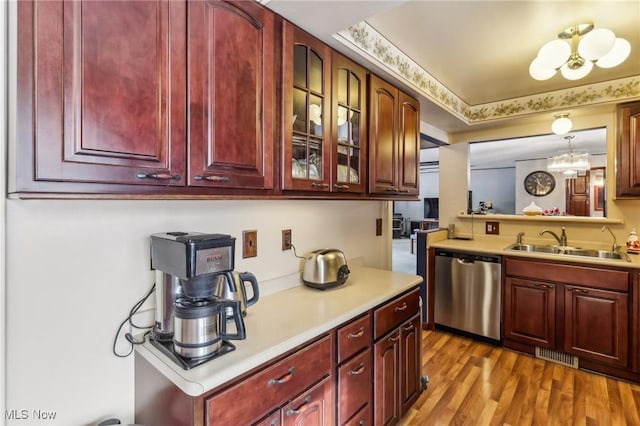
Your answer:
[135,266,423,396]
[429,235,640,269]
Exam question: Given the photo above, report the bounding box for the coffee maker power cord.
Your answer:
[112,282,156,358]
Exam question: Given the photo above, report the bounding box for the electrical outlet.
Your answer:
[376,218,383,236]
[243,230,258,258]
[485,221,500,235]
[282,229,292,251]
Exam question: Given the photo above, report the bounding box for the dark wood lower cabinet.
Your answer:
[504,277,556,348]
[503,257,635,381]
[374,314,421,426]
[374,328,400,426]
[563,286,628,367]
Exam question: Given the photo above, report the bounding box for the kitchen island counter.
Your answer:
[135,265,422,396]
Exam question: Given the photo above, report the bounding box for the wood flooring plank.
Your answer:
[403,330,640,426]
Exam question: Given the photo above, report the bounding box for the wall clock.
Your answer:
[524,170,555,196]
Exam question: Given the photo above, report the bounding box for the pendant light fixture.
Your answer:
[547,135,591,179]
[551,113,572,135]
[530,22,630,81]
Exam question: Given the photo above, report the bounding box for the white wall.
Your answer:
[4,199,388,425]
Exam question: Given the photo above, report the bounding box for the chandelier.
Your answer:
[529,23,631,81]
[547,135,590,179]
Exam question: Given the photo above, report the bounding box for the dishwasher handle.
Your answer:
[436,249,501,264]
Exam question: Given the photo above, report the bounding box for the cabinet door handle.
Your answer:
[570,287,589,294]
[398,189,410,193]
[310,182,329,188]
[348,362,365,376]
[285,395,312,416]
[268,367,294,385]
[402,323,414,332]
[534,283,554,289]
[394,302,408,312]
[136,172,181,181]
[347,327,364,339]
[270,419,278,426]
[388,331,400,343]
[193,174,230,182]
[358,420,365,426]
[386,186,399,193]
[334,184,350,190]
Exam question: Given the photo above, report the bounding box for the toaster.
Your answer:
[302,249,350,290]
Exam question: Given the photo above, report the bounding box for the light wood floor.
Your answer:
[400,330,640,426]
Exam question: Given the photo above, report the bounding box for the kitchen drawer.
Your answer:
[505,258,629,292]
[374,288,420,339]
[338,348,372,424]
[206,334,332,425]
[337,313,372,363]
[343,404,372,426]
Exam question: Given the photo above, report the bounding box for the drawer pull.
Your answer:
[386,186,399,193]
[394,302,408,312]
[311,182,329,188]
[347,327,365,339]
[534,283,554,289]
[268,367,294,386]
[136,172,181,181]
[348,362,365,376]
[358,420,365,426]
[334,184,350,190]
[388,331,400,343]
[402,323,414,332]
[193,174,230,182]
[285,395,312,416]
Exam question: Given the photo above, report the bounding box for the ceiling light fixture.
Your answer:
[551,113,573,135]
[529,22,631,81]
[547,135,591,179]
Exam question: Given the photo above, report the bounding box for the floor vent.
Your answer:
[535,347,579,369]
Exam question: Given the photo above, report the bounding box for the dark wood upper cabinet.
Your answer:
[398,92,420,196]
[368,74,420,197]
[331,53,367,194]
[281,23,332,192]
[616,101,640,198]
[16,0,187,191]
[368,74,399,196]
[187,0,275,189]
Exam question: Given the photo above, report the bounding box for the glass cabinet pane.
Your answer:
[349,73,360,109]
[309,94,323,137]
[349,150,360,183]
[308,137,323,180]
[294,45,307,88]
[309,50,323,94]
[337,69,348,105]
[293,89,307,133]
[351,111,360,146]
[337,105,349,142]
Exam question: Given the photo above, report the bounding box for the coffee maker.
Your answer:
[150,232,246,370]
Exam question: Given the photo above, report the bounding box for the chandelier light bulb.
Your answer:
[537,39,571,69]
[596,38,631,68]
[560,60,593,80]
[529,57,557,80]
[578,28,616,60]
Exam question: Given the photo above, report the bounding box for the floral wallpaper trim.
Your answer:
[335,22,640,125]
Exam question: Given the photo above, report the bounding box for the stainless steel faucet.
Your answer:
[601,226,620,252]
[539,227,567,246]
[516,232,525,245]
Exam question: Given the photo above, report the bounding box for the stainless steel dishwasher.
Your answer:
[434,249,502,341]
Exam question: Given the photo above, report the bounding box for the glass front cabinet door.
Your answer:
[332,52,367,193]
[282,23,332,191]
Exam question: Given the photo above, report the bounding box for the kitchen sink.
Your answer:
[506,244,629,261]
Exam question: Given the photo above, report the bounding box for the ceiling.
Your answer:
[265,0,640,135]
